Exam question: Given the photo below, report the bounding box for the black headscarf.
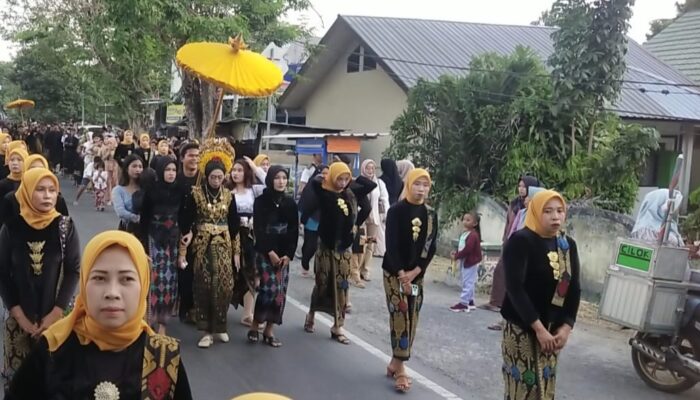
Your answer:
[203,160,226,193]
[150,156,181,207]
[265,165,288,202]
[510,175,540,213]
[379,159,403,205]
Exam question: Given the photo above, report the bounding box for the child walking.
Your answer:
[92,159,108,211]
[450,211,483,313]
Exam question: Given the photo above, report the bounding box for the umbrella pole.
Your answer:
[207,89,225,139]
[20,109,24,125]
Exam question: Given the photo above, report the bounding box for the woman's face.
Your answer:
[208,169,225,189]
[540,198,566,236]
[107,137,117,150]
[140,135,150,148]
[8,154,24,174]
[321,167,329,180]
[364,162,376,178]
[273,170,288,192]
[334,173,351,191]
[410,177,431,202]
[261,158,270,173]
[124,131,134,141]
[157,141,169,156]
[127,160,143,180]
[31,177,58,212]
[518,180,527,197]
[163,163,177,184]
[85,246,141,330]
[1,136,10,150]
[231,163,245,184]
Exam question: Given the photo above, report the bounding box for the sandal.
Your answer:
[387,366,413,382]
[304,315,315,333]
[394,373,412,393]
[262,335,282,348]
[246,330,259,343]
[331,329,350,345]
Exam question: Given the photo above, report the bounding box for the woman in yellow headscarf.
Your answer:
[0,147,29,229]
[299,161,376,345]
[115,129,137,167]
[0,168,80,391]
[0,132,12,180]
[134,133,154,166]
[381,168,438,393]
[500,190,581,400]
[8,153,70,218]
[23,153,49,172]
[7,230,193,399]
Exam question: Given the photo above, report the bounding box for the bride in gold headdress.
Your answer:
[179,138,240,348]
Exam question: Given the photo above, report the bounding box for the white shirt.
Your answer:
[300,164,318,184]
[83,162,95,179]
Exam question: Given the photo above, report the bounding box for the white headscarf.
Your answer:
[631,189,684,247]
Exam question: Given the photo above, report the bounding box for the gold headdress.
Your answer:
[198,137,235,175]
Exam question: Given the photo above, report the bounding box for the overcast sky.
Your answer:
[0,0,681,62]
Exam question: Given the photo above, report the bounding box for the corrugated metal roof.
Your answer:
[337,15,700,122]
[644,10,700,84]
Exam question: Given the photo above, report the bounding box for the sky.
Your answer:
[286,0,679,43]
[0,0,682,62]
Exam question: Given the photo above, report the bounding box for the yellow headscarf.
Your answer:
[253,154,269,167]
[6,148,29,181]
[14,168,61,230]
[524,190,567,238]
[4,140,27,166]
[0,133,10,155]
[139,133,150,149]
[24,154,49,172]
[322,162,352,192]
[121,130,134,145]
[402,168,431,205]
[43,230,154,352]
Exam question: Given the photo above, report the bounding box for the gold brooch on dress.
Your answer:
[27,241,45,276]
[411,218,422,241]
[547,251,561,280]
[337,198,349,216]
[94,381,120,400]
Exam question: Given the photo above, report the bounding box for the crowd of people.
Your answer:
[0,121,588,399]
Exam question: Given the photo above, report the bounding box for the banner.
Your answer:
[166,104,185,123]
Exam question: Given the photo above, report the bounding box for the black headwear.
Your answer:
[510,175,540,213]
[265,165,288,201]
[379,159,403,205]
[204,160,226,178]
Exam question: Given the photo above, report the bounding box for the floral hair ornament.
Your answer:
[197,137,235,176]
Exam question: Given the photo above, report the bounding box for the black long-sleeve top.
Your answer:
[382,200,438,280]
[253,190,299,259]
[299,176,376,251]
[134,147,154,167]
[500,228,582,333]
[179,185,240,239]
[114,142,136,167]
[0,155,8,180]
[7,332,192,400]
[0,177,20,228]
[0,216,80,322]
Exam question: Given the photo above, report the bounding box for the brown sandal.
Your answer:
[330,329,350,345]
[304,314,315,333]
[394,373,411,393]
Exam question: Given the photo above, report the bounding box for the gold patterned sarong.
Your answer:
[502,322,558,400]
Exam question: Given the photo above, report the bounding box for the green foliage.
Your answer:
[682,186,700,241]
[387,48,659,217]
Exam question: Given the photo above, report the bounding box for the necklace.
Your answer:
[205,185,222,209]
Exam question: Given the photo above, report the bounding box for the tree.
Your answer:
[647,0,700,40]
[548,0,633,155]
[2,0,311,133]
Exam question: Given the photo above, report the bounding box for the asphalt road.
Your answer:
[3,178,700,399]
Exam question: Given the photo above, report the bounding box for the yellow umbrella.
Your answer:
[176,35,284,137]
[230,393,291,400]
[5,99,36,124]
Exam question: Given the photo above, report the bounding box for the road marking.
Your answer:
[286,296,464,400]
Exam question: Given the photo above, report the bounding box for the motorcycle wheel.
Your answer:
[631,331,700,394]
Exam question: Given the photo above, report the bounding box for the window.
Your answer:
[346,45,377,73]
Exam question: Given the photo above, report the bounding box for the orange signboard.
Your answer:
[326,136,361,153]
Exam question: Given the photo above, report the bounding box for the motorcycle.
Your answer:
[628,268,700,393]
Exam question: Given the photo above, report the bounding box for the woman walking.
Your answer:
[141,157,185,334]
[0,147,29,229]
[248,166,298,347]
[114,130,136,166]
[7,231,192,399]
[382,168,438,392]
[0,132,12,180]
[299,164,328,276]
[112,154,144,236]
[179,139,239,348]
[360,159,389,260]
[0,168,80,391]
[229,159,265,327]
[501,190,581,400]
[301,162,375,344]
